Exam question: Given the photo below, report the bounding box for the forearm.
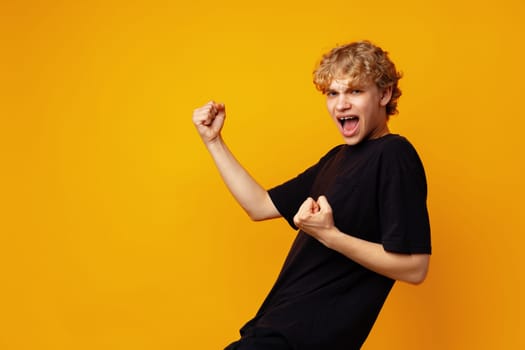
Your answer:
[322,228,430,284]
[205,136,279,221]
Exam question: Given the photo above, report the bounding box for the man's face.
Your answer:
[326,78,392,145]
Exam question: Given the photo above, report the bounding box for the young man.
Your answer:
[192,40,431,350]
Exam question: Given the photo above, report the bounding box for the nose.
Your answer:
[335,95,351,111]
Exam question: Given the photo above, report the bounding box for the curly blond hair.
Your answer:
[313,41,403,116]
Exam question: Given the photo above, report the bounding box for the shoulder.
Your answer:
[377,135,427,185]
[326,144,346,156]
[318,144,346,164]
[375,134,422,163]
[378,134,416,151]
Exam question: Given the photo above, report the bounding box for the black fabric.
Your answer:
[224,328,291,350]
[237,134,431,350]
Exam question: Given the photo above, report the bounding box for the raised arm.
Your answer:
[192,101,280,221]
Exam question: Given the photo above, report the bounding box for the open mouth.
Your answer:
[338,116,359,132]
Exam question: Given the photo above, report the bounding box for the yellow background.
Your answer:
[1,0,524,349]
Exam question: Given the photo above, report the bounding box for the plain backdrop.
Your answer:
[1,0,524,349]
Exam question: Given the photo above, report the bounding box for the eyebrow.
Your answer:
[346,81,366,89]
[328,83,364,92]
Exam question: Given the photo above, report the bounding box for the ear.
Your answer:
[379,86,393,107]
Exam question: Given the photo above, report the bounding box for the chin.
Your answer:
[338,127,359,145]
[342,135,362,145]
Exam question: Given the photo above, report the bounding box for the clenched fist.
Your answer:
[192,101,226,145]
[293,195,338,245]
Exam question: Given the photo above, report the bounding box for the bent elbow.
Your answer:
[406,261,430,285]
[407,270,427,285]
[248,212,265,221]
[242,205,265,221]
[246,209,273,222]
[245,204,280,222]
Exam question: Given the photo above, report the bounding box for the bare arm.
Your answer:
[293,196,430,284]
[192,101,280,221]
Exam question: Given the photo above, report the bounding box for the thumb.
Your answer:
[214,102,225,112]
[311,198,320,213]
[305,197,318,212]
[214,103,226,121]
[316,195,331,212]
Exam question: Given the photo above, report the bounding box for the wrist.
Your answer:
[321,227,343,249]
[205,135,225,150]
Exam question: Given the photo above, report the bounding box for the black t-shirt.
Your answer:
[239,134,432,350]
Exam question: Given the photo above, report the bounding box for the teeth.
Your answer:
[338,116,358,127]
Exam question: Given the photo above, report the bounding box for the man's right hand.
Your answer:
[192,101,226,145]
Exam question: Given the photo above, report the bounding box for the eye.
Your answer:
[351,89,362,95]
[326,90,338,97]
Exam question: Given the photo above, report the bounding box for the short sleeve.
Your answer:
[379,139,432,254]
[268,145,343,230]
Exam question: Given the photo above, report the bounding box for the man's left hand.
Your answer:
[293,195,338,245]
